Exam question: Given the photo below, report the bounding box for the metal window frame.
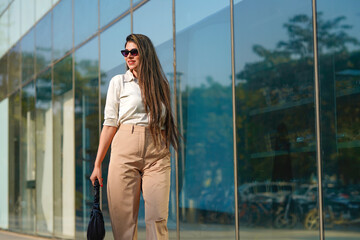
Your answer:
[230,1,239,240]
[171,0,180,239]
[312,0,325,239]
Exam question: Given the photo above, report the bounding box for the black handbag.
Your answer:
[87,179,105,240]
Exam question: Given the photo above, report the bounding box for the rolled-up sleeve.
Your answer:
[103,76,121,127]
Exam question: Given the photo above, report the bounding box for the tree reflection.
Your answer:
[177,75,233,223]
[235,11,360,230]
[0,55,8,99]
[236,13,359,182]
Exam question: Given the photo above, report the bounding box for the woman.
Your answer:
[90,34,178,240]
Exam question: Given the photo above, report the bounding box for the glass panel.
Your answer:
[35,0,52,22]
[99,15,130,235]
[20,81,36,233]
[133,0,176,238]
[100,16,130,80]
[8,43,21,93]
[35,13,52,73]
[0,0,9,14]
[99,0,129,28]
[74,0,98,47]
[8,91,21,231]
[0,98,9,230]
[133,0,144,7]
[53,55,75,238]
[53,0,73,61]
[0,54,7,100]
[0,10,9,58]
[21,0,35,36]
[176,0,229,33]
[133,0,172,46]
[21,28,35,83]
[176,1,235,239]
[317,0,360,238]
[234,0,318,238]
[35,68,53,236]
[8,0,20,47]
[74,37,99,238]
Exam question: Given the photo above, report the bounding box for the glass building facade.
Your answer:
[0,0,360,239]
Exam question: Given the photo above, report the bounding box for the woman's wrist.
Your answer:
[94,160,102,168]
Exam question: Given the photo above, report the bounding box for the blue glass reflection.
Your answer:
[100,16,130,98]
[317,0,360,236]
[21,28,35,83]
[35,13,52,73]
[176,1,234,232]
[100,0,129,28]
[74,0,98,47]
[133,0,172,47]
[133,0,143,7]
[53,55,72,96]
[53,0,73,61]
[35,69,52,118]
[235,0,318,237]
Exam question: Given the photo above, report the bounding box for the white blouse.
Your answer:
[103,70,165,128]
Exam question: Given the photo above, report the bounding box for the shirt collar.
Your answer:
[124,70,137,82]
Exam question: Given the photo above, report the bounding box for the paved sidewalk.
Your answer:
[1,227,360,240]
[0,230,51,240]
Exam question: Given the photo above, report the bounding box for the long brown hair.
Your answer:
[125,34,179,150]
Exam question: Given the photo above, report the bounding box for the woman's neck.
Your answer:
[131,69,138,78]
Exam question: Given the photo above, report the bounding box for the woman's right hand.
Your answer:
[90,166,103,187]
[89,125,117,187]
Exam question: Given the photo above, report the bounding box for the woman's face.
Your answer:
[125,41,140,74]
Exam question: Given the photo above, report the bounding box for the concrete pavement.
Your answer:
[1,227,360,240]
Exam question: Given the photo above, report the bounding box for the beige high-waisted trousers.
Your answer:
[107,124,171,240]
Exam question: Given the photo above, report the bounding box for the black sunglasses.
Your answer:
[121,49,139,57]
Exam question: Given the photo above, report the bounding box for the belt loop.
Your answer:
[132,125,134,134]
